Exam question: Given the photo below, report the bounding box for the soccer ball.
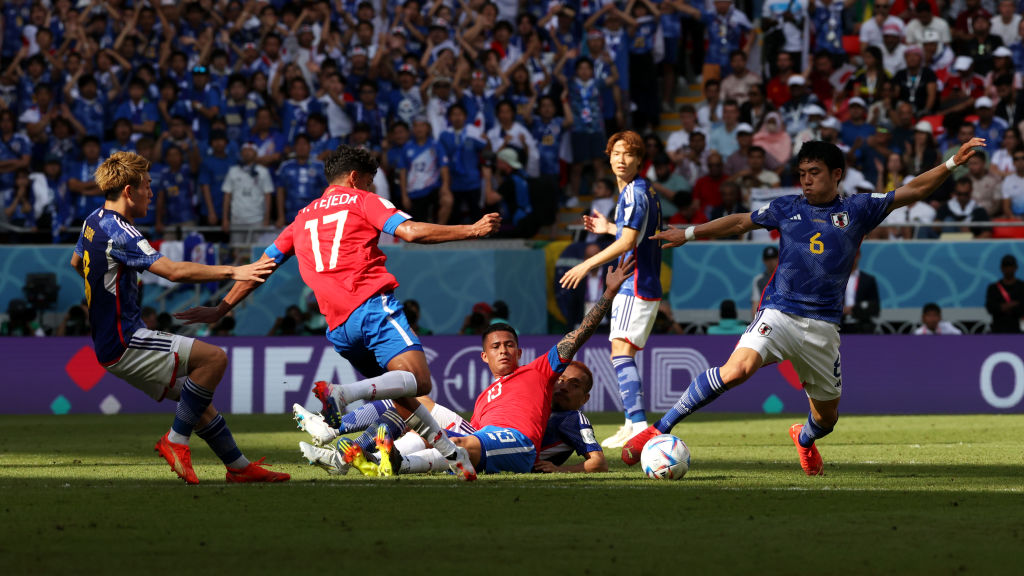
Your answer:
[640,434,690,480]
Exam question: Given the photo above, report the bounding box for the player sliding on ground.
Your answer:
[623,138,987,475]
[297,359,608,476]
[298,256,633,475]
[558,130,663,450]
[176,146,500,481]
[70,151,288,484]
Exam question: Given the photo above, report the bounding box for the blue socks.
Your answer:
[798,412,834,448]
[613,356,646,424]
[196,414,248,469]
[340,400,395,433]
[172,378,214,438]
[352,409,406,454]
[655,367,727,433]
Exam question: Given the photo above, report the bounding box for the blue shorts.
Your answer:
[326,293,423,378]
[472,426,536,474]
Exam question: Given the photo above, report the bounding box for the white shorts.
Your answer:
[106,329,194,402]
[609,293,660,350]
[737,308,843,401]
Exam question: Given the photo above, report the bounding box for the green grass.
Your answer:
[1,412,1023,575]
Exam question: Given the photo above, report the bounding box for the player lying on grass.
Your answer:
[176,146,500,481]
[297,360,607,476]
[295,255,633,475]
[623,138,987,476]
[558,131,663,450]
[70,151,288,484]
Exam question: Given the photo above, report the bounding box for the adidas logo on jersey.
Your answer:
[789,214,802,221]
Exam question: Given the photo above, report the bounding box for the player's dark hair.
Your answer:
[796,141,846,180]
[922,302,941,315]
[324,145,379,183]
[481,323,518,345]
[568,360,594,393]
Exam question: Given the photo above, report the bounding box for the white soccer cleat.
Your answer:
[299,441,349,475]
[601,422,635,449]
[446,445,477,481]
[292,403,340,446]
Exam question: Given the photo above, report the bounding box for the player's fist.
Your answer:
[231,258,276,283]
[953,137,986,167]
[471,212,502,238]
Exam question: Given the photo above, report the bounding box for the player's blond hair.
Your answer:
[95,151,151,200]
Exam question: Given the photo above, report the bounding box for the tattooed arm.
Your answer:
[556,256,636,360]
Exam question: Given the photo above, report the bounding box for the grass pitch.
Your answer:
[1,412,1022,575]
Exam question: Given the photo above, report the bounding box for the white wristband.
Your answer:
[685,227,696,241]
[945,157,957,171]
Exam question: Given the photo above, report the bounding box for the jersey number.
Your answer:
[809,232,824,254]
[82,251,92,306]
[486,382,503,402]
[304,210,349,272]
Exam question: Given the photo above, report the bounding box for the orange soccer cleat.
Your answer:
[620,424,661,466]
[225,457,291,483]
[155,432,199,485]
[789,423,824,476]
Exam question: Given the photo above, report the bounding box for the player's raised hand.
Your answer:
[560,261,591,290]
[952,137,987,166]
[604,254,636,295]
[583,209,614,235]
[174,305,224,325]
[471,212,502,237]
[231,259,277,282]
[650,226,690,249]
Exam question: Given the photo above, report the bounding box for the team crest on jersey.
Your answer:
[831,212,850,228]
[757,323,772,336]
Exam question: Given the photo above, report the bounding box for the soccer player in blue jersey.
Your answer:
[69,151,287,485]
[559,130,663,450]
[623,137,987,475]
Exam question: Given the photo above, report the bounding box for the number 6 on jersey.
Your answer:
[304,210,349,272]
[809,232,824,254]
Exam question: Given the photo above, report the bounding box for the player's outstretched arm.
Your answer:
[559,227,638,289]
[556,255,635,360]
[651,212,760,248]
[889,137,986,212]
[392,212,501,244]
[149,255,275,284]
[174,253,277,325]
[534,450,608,474]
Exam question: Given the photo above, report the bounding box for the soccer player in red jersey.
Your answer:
[177,146,500,480]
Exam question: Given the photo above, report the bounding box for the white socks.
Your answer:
[167,429,190,445]
[394,432,428,455]
[400,449,449,474]
[430,403,468,431]
[337,370,418,405]
[405,403,457,457]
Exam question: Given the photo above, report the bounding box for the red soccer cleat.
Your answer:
[789,423,824,476]
[155,432,199,485]
[225,457,291,483]
[312,380,342,428]
[620,425,661,466]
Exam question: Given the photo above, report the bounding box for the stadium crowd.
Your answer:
[0,0,1023,244]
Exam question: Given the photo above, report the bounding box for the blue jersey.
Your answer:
[811,3,845,55]
[114,99,159,127]
[751,191,894,324]
[402,139,448,198]
[0,133,30,190]
[67,159,103,220]
[615,178,662,299]
[629,16,657,54]
[280,98,321,142]
[568,78,603,134]
[461,91,496,132]
[197,154,234,218]
[276,159,328,221]
[74,209,163,364]
[536,410,602,466]
[101,140,135,158]
[154,165,196,225]
[439,126,486,192]
[309,134,341,159]
[531,118,564,176]
[71,97,107,139]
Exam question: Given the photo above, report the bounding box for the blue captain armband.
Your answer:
[382,212,412,235]
[264,244,290,265]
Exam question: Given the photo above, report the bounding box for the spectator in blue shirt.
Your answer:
[198,131,234,228]
[439,103,488,224]
[154,145,197,235]
[275,133,327,226]
[69,74,106,140]
[102,119,136,158]
[530,95,569,228]
[0,109,31,200]
[839,97,876,149]
[400,116,451,223]
[114,78,159,139]
[248,106,288,168]
[679,0,753,76]
[223,74,258,144]
[306,113,341,162]
[65,136,103,224]
[280,76,321,143]
[189,65,223,143]
[626,0,660,133]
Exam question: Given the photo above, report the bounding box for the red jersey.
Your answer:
[266,185,411,330]
[471,347,569,452]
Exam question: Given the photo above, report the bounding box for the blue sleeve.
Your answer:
[750,197,785,230]
[620,181,649,230]
[436,142,449,167]
[546,345,570,374]
[558,411,602,457]
[382,212,411,235]
[206,89,222,109]
[263,242,291,264]
[144,103,159,123]
[198,163,211,186]
[853,190,895,230]
[111,233,163,270]
[73,224,85,257]
[113,102,128,120]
